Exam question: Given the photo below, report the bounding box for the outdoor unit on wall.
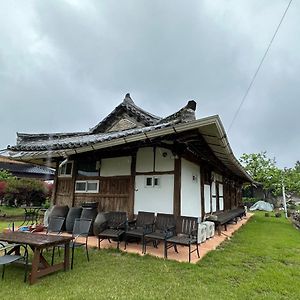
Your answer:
[197,223,207,243]
[202,221,215,239]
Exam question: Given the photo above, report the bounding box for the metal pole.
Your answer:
[282,183,288,218]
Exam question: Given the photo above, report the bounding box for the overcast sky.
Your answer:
[0,0,299,168]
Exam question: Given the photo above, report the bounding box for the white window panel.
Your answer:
[219,184,223,197]
[204,184,211,213]
[219,197,224,211]
[58,161,73,177]
[75,180,99,193]
[212,196,217,212]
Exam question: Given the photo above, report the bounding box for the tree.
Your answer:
[281,166,300,196]
[0,170,13,180]
[239,152,282,199]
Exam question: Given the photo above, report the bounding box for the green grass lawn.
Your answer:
[0,205,24,217]
[1,212,300,300]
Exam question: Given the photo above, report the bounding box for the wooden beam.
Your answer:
[129,153,137,218]
[200,165,205,221]
[51,161,59,205]
[173,157,181,217]
[71,161,77,207]
[135,171,174,175]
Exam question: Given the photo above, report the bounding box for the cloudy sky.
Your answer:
[0,0,299,168]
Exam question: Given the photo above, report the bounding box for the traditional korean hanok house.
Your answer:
[0,94,252,220]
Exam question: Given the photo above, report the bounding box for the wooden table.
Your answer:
[0,231,73,284]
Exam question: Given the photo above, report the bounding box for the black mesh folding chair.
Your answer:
[0,242,29,282]
[70,218,92,269]
[46,216,65,265]
[54,218,92,269]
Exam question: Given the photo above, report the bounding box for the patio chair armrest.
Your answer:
[127,219,137,230]
[189,229,198,238]
[116,220,127,230]
[128,219,136,226]
[0,242,20,252]
[143,222,154,234]
[163,225,176,233]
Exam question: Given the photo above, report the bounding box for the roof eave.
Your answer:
[1,116,253,182]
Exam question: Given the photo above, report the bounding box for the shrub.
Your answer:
[3,178,48,207]
[0,170,13,180]
[265,212,270,217]
[0,181,7,198]
[242,197,257,208]
[275,212,282,218]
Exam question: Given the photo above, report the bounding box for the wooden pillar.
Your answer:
[216,181,220,211]
[71,161,77,207]
[51,161,59,205]
[129,153,137,219]
[200,166,205,221]
[173,157,181,217]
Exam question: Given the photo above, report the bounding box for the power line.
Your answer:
[228,0,293,131]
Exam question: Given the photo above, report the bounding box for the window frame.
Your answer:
[144,176,161,188]
[58,161,74,177]
[75,180,99,193]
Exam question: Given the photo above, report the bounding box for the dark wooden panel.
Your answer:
[173,158,181,217]
[56,178,73,195]
[55,178,73,206]
[74,176,132,216]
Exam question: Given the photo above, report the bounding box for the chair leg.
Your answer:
[164,240,168,259]
[71,245,75,270]
[2,264,5,279]
[174,244,178,253]
[24,251,29,283]
[124,236,127,250]
[189,244,191,263]
[51,246,55,265]
[142,236,145,254]
[86,243,89,262]
[144,238,147,254]
[98,237,101,250]
[196,243,200,258]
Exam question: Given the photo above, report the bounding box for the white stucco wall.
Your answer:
[155,147,174,172]
[136,147,154,172]
[136,147,175,173]
[180,159,201,218]
[134,175,174,214]
[100,156,131,176]
[204,184,211,213]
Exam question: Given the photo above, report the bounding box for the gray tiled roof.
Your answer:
[0,162,54,176]
[9,121,177,152]
[89,94,162,133]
